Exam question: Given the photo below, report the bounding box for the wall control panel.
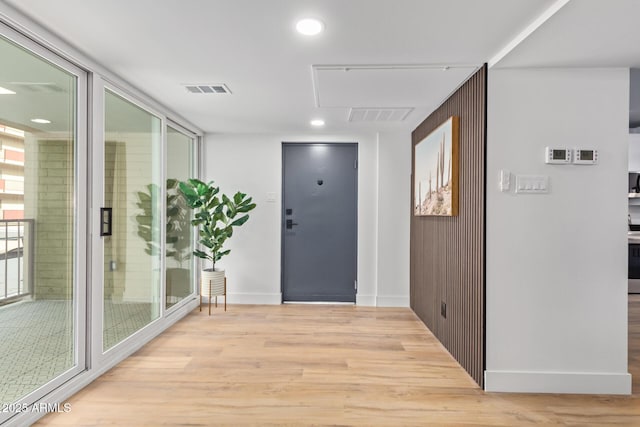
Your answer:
[573,148,598,165]
[545,147,571,164]
[515,175,549,194]
[545,146,599,165]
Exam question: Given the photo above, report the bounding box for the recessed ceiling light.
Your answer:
[0,86,16,95]
[31,118,51,124]
[296,18,324,36]
[310,119,325,127]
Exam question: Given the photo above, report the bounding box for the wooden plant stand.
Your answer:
[200,276,227,315]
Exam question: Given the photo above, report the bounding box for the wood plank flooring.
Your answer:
[36,296,640,426]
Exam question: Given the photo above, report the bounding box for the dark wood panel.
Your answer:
[410,65,486,387]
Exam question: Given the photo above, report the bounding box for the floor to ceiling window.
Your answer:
[0,26,86,416]
[102,89,162,351]
[166,125,195,309]
[0,15,200,423]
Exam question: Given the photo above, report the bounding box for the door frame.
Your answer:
[0,7,204,424]
[90,76,167,365]
[90,79,202,367]
[280,142,358,303]
[0,21,88,423]
[164,121,199,316]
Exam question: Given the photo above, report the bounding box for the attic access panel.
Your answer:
[312,65,478,108]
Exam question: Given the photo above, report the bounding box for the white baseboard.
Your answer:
[376,295,410,307]
[484,370,632,395]
[225,293,401,306]
[356,294,376,306]
[225,292,282,305]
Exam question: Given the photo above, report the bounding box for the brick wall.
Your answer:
[24,136,73,300]
[21,128,162,303]
[104,136,161,303]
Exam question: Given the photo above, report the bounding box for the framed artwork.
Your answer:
[414,116,459,216]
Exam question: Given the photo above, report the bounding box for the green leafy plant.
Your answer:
[178,178,256,270]
[135,179,191,266]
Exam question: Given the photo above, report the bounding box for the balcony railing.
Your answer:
[0,219,33,303]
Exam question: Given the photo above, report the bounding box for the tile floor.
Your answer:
[0,301,72,403]
[0,299,154,404]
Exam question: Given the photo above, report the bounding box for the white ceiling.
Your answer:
[8,0,627,135]
[493,0,640,69]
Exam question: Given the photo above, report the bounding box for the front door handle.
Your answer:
[286,219,299,230]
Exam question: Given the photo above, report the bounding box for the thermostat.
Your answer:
[545,147,571,164]
[573,148,598,165]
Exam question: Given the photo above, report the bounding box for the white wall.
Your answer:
[376,131,411,306]
[486,68,631,394]
[203,131,410,306]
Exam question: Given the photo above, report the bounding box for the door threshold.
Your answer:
[283,301,355,305]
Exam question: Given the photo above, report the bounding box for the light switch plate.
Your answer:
[515,175,549,194]
[499,170,510,192]
[266,192,277,202]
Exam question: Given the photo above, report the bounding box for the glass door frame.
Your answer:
[165,121,199,316]
[0,7,202,424]
[90,79,199,366]
[0,21,87,422]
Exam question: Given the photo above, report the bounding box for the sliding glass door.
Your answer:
[166,126,195,309]
[0,25,86,418]
[0,16,199,421]
[95,88,198,356]
[102,89,162,351]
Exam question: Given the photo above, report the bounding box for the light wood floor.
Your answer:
[37,296,640,426]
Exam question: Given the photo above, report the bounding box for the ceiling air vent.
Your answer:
[184,84,231,94]
[348,107,413,122]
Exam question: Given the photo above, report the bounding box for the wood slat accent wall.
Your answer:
[410,65,486,387]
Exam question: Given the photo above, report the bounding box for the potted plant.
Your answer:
[178,178,256,303]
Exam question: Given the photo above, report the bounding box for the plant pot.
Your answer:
[201,268,225,297]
